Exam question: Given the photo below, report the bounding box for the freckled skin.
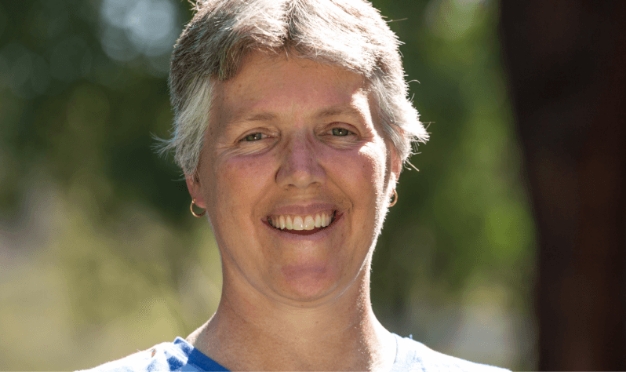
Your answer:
[186,51,401,371]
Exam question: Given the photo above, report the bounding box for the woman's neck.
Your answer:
[188,270,396,371]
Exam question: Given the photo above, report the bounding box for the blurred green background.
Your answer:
[0,0,535,369]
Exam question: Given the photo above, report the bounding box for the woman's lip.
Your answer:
[263,212,343,236]
[267,210,336,230]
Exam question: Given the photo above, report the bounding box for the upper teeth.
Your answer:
[269,212,334,231]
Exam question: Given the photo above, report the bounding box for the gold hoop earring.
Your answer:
[190,199,206,218]
[389,189,398,207]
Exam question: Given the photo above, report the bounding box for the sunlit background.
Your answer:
[0,0,536,369]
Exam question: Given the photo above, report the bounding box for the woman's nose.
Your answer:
[275,134,324,189]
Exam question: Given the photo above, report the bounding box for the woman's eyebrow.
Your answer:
[316,105,364,119]
[218,111,277,131]
[243,112,278,122]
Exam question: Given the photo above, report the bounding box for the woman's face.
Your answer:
[188,51,400,306]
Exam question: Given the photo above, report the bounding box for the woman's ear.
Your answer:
[389,147,402,191]
[185,172,207,208]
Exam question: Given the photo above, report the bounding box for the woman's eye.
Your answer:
[331,128,352,136]
[242,133,264,142]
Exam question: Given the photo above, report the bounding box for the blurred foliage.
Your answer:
[0,0,535,369]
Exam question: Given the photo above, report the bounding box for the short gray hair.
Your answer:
[162,0,428,175]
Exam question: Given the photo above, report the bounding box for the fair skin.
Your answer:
[186,50,402,371]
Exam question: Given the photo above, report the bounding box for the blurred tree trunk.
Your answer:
[499,0,626,370]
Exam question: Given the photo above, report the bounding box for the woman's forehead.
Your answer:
[210,51,374,129]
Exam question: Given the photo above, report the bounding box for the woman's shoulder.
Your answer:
[77,337,228,372]
[391,334,510,372]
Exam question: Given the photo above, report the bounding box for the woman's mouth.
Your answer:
[267,210,337,233]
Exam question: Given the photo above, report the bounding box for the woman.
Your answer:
[88,0,506,370]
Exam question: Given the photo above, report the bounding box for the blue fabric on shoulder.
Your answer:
[171,337,228,371]
[79,337,228,372]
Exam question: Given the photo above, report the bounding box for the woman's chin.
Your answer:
[271,265,344,304]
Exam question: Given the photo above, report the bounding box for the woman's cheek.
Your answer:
[216,153,275,199]
[359,142,388,182]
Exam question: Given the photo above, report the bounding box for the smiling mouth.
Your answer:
[267,211,337,235]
